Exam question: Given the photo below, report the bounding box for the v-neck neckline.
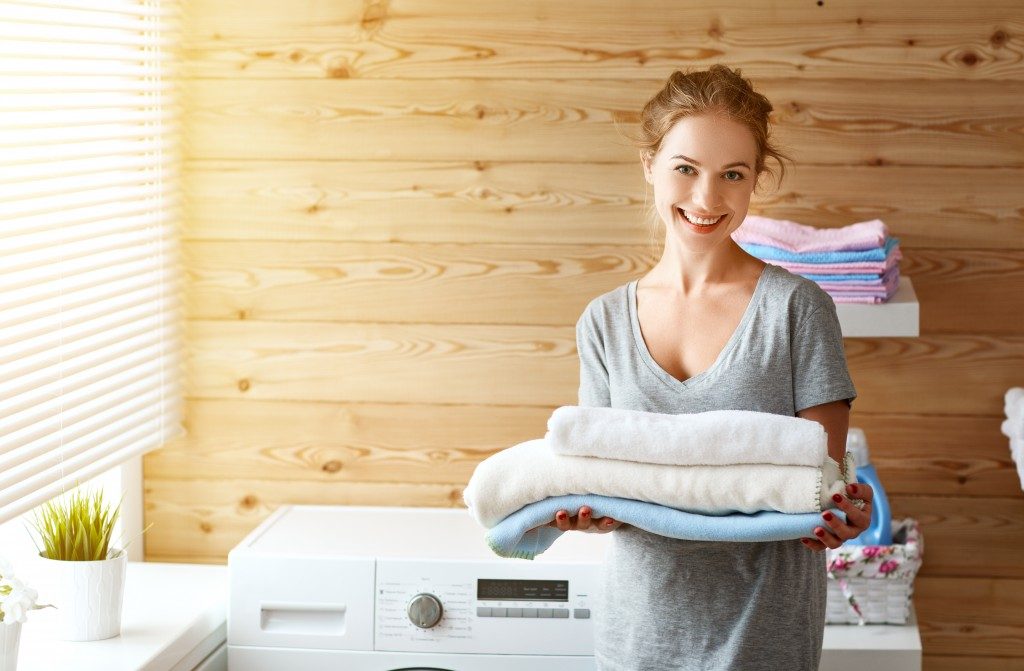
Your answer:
[628,263,772,389]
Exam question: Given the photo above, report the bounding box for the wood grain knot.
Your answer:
[238,379,251,392]
[959,51,980,67]
[322,460,343,473]
[199,521,213,533]
[240,495,258,509]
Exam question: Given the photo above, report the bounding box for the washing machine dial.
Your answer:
[407,592,444,628]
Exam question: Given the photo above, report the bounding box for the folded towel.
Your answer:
[1001,387,1024,491]
[484,494,849,559]
[739,236,900,264]
[812,268,900,294]
[463,438,857,528]
[545,406,828,467]
[732,215,889,253]
[768,245,902,275]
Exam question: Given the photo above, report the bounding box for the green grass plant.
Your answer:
[30,488,122,562]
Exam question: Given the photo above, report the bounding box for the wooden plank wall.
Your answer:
[145,1,1024,666]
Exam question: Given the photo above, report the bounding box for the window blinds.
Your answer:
[0,0,184,525]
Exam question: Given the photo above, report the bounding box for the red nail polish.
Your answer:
[832,493,843,503]
[580,511,589,518]
[823,512,833,521]
[815,529,824,536]
[556,512,567,521]
[850,484,858,494]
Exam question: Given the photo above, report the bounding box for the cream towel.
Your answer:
[463,438,857,529]
[545,406,828,467]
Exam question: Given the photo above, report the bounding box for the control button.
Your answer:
[490,608,507,617]
[521,608,537,618]
[552,608,569,618]
[537,609,552,618]
[407,593,443,629]
[507,608,522,617]
[574,608,591,619]
[476,607,491,617]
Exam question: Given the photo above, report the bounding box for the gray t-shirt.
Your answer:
[576,262,857,671]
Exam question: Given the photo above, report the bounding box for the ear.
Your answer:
[640,152,653,185]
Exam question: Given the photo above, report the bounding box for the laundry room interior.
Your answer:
[1,1,1022,670]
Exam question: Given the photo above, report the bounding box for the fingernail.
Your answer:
[556,512,567,521]
[849,484,858,494]
[832,493,843,503]
[823,512,833,521]
[815,529,825,537]
[604,519,613,526]
[580,510,589,518]
[800,538,809,544]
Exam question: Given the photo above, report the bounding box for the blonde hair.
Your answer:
[618,65,794,251]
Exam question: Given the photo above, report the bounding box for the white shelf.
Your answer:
[16,562,227,671]
[836,276,919,338]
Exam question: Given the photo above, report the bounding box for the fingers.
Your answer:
[548,508,620,533]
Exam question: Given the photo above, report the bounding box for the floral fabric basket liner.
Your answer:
[825,517,923,625]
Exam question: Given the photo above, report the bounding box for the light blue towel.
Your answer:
[484,494,848,560]
[739,236,899,264]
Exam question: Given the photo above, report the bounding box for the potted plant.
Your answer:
[28,487,131,642]
[0,558,51,671]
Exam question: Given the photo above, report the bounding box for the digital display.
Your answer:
[477,579,568,602]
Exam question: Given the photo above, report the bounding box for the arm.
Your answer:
[796,399,850,469]
[797,399,875,552]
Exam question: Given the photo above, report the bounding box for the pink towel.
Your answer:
[816,267,900,292]
[733,215,890,253]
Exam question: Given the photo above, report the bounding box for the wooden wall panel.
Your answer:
[183,162,1024,249]
[150,0,1024,666]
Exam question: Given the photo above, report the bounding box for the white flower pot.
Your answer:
[38,551,126,642]
[0,621,21,671]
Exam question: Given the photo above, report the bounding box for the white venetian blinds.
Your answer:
[0,0,184,524]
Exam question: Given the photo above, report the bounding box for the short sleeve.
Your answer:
[576,309,611,408]
[791,302,857,414]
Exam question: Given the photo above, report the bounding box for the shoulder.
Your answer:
[763,263,838,332]
[576,281,630,334]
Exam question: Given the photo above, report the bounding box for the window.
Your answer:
[0,0,183,530]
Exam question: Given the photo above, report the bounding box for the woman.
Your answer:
[547,66,874,669]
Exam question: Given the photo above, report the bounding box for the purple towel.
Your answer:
[733,215,890,253]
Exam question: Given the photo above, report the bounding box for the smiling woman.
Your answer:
[559,65,864,671]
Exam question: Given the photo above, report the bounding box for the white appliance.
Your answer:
[227,504,612,670]
[227,504,921,670]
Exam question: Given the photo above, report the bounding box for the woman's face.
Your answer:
[642,113,759,251]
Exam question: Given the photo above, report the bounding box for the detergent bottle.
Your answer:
[842,428,892,546]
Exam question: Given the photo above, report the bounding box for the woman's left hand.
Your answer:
[801,482,874,552]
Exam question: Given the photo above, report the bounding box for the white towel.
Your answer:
[545,406,828,467]
[463,438,857,528]
[1001,387,1024,491]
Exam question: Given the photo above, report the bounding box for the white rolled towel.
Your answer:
[545,406,829,467]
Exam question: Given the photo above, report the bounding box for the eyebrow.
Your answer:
[670,154,751,170]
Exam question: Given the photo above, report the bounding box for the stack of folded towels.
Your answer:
[731,215,902,304]
[463,406,859,560]
[1001,387,1024,491]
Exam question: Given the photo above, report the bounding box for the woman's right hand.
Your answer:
[545,506,623,533]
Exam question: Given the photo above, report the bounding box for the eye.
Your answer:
[674,165,695,175]
[725,171,744,181]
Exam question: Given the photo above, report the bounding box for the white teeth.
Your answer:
[680,209,724,226]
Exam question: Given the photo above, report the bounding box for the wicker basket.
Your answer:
[825,517,923,625]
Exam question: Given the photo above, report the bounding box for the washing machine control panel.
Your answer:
[375,559,600,655]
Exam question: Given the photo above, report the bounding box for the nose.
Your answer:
[692,174,721,211]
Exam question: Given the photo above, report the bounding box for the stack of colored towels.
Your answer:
[731,215,902,304]
[463,405,859,560]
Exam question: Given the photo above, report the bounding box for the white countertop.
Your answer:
[16,562,227,671]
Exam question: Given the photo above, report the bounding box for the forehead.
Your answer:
[658,114,757,165]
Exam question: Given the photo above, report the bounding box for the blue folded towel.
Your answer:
[485,494,849,560]
[738,236,899,264]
